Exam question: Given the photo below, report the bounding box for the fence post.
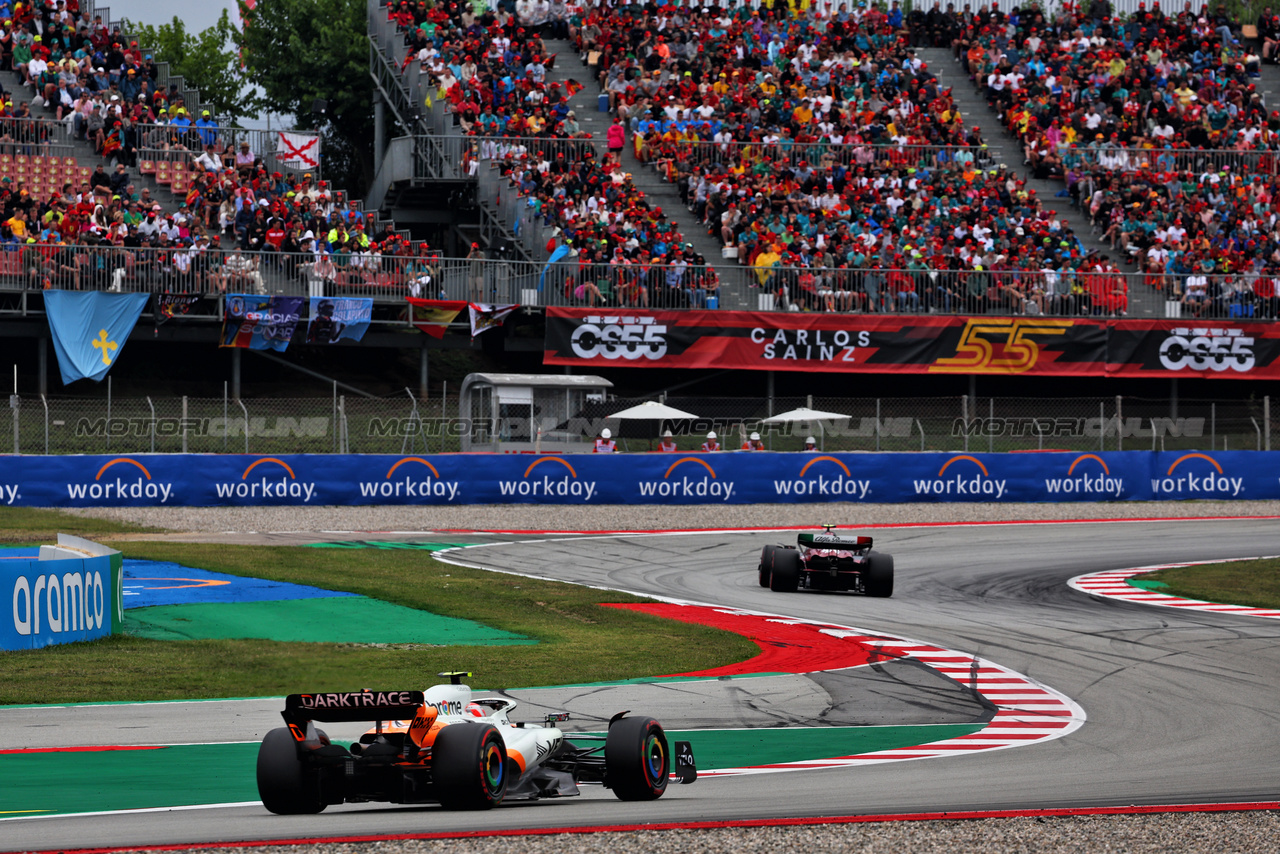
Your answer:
[332,381,338,453]
[182,396,188,454]
[917,418,925,452]
[988,398,994,454]
[961,394,969,453]
[875,398,881,453]
[1099,401,1105,452]
[41,394,47,455]
[1266,396,1271,452]
[239,399,250,454]
[223,382,229,452]
[147,396,155,454]
[9,393,16,456]
[339,396,348,453]
[1211,402,1216,450]
[1115,395,1122,452]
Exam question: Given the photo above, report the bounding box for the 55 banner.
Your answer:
[543,309,1280,378]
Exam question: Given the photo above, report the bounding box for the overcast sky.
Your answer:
[106,0,242,36]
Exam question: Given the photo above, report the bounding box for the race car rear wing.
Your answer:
[797,533,873,549]
[282,690,426,726]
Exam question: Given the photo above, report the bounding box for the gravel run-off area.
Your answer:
[54,501,1280,852]
[98,811,1280,854]
[65,499,1280,534]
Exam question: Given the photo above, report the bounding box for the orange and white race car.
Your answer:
[256,672,695,813]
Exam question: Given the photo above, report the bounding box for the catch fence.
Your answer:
[6,393,1270,457]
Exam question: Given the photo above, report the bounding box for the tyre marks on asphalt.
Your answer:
[1069,560,1280,619]
[598,602,1086,777]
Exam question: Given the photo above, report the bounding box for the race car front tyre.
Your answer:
[770,548,801,592]
[864,551,894,598]
[433,723,508,810]
[256,727,326,815]
[758,544,778,587]
[606,715,670,801]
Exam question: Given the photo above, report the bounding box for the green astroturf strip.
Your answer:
[122,597,535,645]
[603,725,986,771]
[305,541,474,551]
[2,724,985,815]
[1128,578,1171,592]
[0,744,260,815]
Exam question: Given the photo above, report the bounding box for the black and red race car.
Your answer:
[757,526,893,597]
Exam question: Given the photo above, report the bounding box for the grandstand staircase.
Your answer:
[921,47,1165,318]
[548,40,744,309]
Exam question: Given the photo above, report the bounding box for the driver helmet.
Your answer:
[749,432,761,441]
[464,703,486,718]
[707,431,717,439]
[600,428,612,439]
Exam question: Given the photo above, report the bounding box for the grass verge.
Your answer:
[1144,558,1280,610]
[0,507,161,545]
[0,540,759,705]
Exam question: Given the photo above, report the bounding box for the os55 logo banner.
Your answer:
[548,310,1280,378]
[569,314,673,361]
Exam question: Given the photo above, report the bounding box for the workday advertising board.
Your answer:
[0,451,1275,506]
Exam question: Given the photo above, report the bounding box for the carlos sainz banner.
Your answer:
[543,309,1280,378]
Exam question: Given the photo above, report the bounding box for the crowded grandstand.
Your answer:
[0,0,1276,319]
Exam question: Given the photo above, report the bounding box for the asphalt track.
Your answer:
[3,518,1280,850]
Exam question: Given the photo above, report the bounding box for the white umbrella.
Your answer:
[606,401,699,420]
[604,401,699,451]
[761,407,850,451]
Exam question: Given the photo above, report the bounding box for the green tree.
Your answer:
[124,10,255,123]
[236,0,374,194]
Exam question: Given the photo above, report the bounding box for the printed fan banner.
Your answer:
[469,303,518,337]
[220,294,303,351]
[407,298,468,338]
[277,132,320,170]
[307,297,372,344]
[44,290,150,383]
[152,293,201,326]
[543,309,1280,379]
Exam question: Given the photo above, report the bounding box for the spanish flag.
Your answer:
[406,298,468,338]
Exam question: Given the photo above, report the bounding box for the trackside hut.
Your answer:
[460,373,612,453]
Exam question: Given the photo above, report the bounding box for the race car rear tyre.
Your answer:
[770,548,801,592]
[433,723,508,810]
[256,727,326,815]
[864,551,894,598]
[605,715,669,801]
[758,544,778,587]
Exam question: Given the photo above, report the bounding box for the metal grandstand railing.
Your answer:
[0,117,75,156]
[0,245,1270,319]
[131,122,322,181]
[1058,146,1280,175]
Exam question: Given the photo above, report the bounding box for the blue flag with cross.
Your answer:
[44,290,150,384]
